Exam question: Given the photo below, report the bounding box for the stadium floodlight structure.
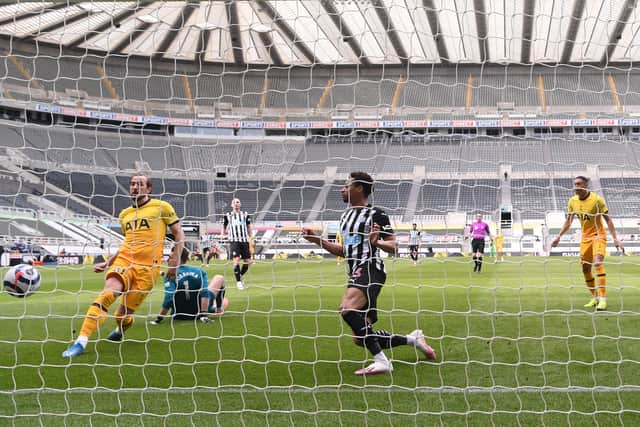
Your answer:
[1,1,640,425]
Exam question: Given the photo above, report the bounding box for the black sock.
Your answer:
[341,310,382,355]
[215,286,226,309]
[372,330,408,349]
[478,257,483,271]
[240,264,249,276]
[472,256,477,270]
[233,265,241,282]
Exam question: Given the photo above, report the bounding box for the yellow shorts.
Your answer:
[580,237,607,264]
[106,257,160,311]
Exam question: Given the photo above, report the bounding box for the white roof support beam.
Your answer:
[371,0,408,63]
[484,0,524,63]
[155,2,197,58]
[69,3,140,49]
[432,0,481,62]
[321,0,369,65]
[0,2,56,28]
[384,0,440,63]
[4,0,640,65]
[531,0,575,62]
[256,0,317,64]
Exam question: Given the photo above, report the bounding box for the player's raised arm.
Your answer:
[302,227,344,257]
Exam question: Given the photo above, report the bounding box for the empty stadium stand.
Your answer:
[511,179,555,220]
[601,177,640,217]
[2,115,640,224]
[1,41,638,113]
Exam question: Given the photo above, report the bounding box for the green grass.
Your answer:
[1,256,640,426]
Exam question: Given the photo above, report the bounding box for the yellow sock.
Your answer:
[79,291,116,338]
[584,272,596,297]
[595,265,607,299]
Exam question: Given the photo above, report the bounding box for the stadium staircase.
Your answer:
[402,165,424,222]
[40,219,96,244]
[31,199,121,247]
[587,165,602,193]
[500,165,512,208]
[373,135,390,173]
[306,166,337,222]
[0,150,123,250]
[254,183,281,223]
[306,183,334,222]
[0,151,112,218]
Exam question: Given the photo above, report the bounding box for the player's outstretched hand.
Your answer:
[614,238,624,253]
[93,262,108,273]
[550,236,560,247]
[302,227,316,242]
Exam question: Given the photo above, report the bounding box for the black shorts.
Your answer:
[230,242,251,259]
[471,238,485,254]
[347,263,386,324]
[409,245,419,253]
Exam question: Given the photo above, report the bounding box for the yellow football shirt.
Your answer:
[567,192,608,239]
[494,234,504,249]
[336,231,344,262]
[118,198,179,266]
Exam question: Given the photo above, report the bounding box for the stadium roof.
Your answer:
[0,0,638,65]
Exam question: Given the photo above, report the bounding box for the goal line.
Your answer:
[7,385,640,395]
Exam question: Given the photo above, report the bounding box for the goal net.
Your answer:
[1,1,639,425]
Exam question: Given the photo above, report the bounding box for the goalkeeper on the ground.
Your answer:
[151,246,226,324]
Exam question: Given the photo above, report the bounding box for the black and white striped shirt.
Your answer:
[223,211,251,242]
[409,229,421,246]
[339,205,394,276]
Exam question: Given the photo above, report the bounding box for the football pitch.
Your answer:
[1,256,639,426]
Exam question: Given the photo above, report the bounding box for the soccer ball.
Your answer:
[3,264,41,297]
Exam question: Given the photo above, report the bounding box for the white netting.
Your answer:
[1,1,640,425]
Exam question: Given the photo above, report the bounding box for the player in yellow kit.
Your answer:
[494,232,504,262]
[551,176,623,311]
[335,231,344,266]
[63,172,184,357]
